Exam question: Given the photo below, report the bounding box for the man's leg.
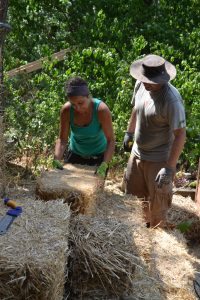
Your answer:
[125,154,150,222]
[144,161,173,227]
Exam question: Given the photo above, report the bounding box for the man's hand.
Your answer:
[155,167,175,188]
[52,159,63,170]
[123,132,134,152]
[96,162,109,179]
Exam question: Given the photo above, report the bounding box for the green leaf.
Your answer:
[176,220,193,233]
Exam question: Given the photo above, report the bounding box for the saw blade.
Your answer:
[0,215,15,235]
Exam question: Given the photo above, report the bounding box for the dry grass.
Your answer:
[151,228,196,299]
[146,193,200,300]
[0,198,70,300]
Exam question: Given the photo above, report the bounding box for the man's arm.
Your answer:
[166,127,186,169]
[54,103,70,160]
[98,102,115,163]
[123,107,137,152]
[127,107,137,133]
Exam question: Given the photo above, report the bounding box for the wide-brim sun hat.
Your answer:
[130,54,176,84]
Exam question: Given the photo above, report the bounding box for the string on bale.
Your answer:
[0,199,70,300]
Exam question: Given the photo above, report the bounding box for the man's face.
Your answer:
[143,82,164,91]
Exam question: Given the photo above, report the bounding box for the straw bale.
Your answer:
[168,195,200,225]
[68,215,158,299]
[168,194,200,242]
[185,219,200,244]
[36,163,99,214]
[0,198,70,300]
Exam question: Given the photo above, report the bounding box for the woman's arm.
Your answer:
[98,102,115,163]
[54,102,71,160]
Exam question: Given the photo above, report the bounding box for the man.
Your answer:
[123,54,186,228]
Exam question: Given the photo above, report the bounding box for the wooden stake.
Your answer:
[0,1,11,196]
[195,157,200,209]
[6,48,70,78]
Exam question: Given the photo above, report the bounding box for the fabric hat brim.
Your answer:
[130,56,176,84]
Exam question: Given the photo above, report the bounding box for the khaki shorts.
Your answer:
[125,154,173,223]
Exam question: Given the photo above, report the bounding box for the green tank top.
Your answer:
[69,98,107,157]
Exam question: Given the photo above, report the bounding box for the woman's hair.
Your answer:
[67,77,88,87]
[65,77,89,97]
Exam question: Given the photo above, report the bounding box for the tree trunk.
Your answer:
[0,0,9,21]
[196,158,200,209]
[0,0,10,196]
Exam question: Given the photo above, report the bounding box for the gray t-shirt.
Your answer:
[131,81,186,162]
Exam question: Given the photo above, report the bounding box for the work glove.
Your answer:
[96,162,109,179]
[155,167,174,188]
[123,132,134,152]
[52,159,63,170]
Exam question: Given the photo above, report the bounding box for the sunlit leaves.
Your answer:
[4,0,200,169]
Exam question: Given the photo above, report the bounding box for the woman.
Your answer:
[54,77,115,178]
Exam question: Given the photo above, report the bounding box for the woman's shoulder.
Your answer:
[93,98,110,112]
[60,102,71,121]
[98,102,110,111]
[61,101,71,113]
[96,101,112,124]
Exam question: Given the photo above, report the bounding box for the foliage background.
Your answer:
[4,0,200,171]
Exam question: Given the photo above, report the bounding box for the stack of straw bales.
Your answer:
[36,163,99,214]
[36,165,161,298]
[1,164,197,299]
[68,181,164,299]
[0,198,70,300]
